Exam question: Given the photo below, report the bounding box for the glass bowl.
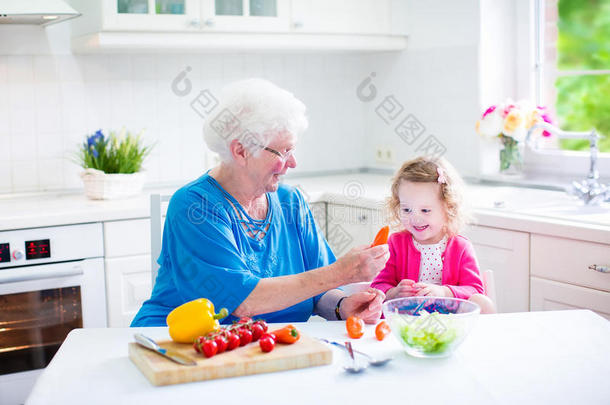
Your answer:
[382,297,480,358]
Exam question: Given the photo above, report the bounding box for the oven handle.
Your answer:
[0,262,84,284]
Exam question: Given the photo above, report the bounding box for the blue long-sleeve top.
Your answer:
[131,173,336,327]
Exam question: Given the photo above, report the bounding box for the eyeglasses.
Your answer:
[252,143,295,162]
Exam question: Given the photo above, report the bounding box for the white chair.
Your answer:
[482,269,497,309]
[150,194,172,286]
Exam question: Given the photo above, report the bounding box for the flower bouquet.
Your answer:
[476,100,553,174]
[76,129,153,200]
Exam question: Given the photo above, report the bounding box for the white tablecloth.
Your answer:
[26,310,610,405]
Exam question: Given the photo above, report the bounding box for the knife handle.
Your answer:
[134,333,163,352]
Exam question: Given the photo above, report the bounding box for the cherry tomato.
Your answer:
[260,332,276,343]
[202,339,218,358]
[238,317,252,324]
[226,332,241,351]
[259,335,276,353]
[346,316,365,339]
[375,321,391,341]
[238,328,253,346]
[193,336,204,353]
[214,335,228,353]
[254,320,268,332]
[251,323,264,342]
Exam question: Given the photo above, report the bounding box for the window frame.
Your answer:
[523,0,609,180]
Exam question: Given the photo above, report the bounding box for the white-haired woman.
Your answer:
[132,79,389,327]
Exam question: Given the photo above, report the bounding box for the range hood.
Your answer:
[0,0,81,26]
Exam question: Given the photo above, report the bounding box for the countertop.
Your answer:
[1,173,609,243]
[26,310,610,405]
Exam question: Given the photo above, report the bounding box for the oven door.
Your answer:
[0,257,106,376]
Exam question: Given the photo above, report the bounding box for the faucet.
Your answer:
[525,122,610,205]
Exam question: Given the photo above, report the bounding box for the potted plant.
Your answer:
[77,128,153,200]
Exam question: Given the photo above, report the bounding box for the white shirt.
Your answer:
[413,235,448,285]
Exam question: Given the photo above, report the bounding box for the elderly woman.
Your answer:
[131,78,389,327]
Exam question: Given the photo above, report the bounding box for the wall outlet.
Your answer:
[375,145,395,165]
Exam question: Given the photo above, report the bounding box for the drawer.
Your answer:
[531,234,610,292]
[530,276,610,320]
[103,219,151,257]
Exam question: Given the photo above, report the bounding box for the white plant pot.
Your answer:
[80,168,145,200]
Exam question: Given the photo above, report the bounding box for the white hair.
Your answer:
[203,78,308,162]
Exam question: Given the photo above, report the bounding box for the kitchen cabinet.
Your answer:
[68,0,408,52]
[103,219,152,327]
[291,0,391,35]
[530,277,610,320]
[530,234,610,318]
[105,254,152,327]
[458,225,530,313]
[326,203,379,256]
[309,201,327,238]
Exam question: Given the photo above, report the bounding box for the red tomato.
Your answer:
[238,317,252,324]
[202,339,218,358]
[254,320,268,332]
[260,332,276,342]
[346,316,365,339]
[214,335,228,353]
[238,328,253,346]
[375,321,391,341]
[226,332,241,351]
[251,323,264,342]
[259,335,276,353]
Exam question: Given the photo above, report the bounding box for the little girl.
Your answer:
[371,156,495,313]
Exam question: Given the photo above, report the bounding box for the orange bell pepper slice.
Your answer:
[271,324,300,344]
[371,225,390,247]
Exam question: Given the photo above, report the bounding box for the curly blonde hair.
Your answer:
[387,156,468,237]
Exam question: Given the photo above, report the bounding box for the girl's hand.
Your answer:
[385,279,417,300]
[413,282,452,297]
[340,288,385,324]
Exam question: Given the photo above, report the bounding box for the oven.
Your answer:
[0,223,107,405]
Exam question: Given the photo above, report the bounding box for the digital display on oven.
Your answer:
[25,239,51,260]
[0,243,9,263]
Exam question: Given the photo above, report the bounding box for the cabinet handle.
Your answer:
[589,265,609,274]
[293,20,303,29]
[358,214,368,222]
[204,18,215,27]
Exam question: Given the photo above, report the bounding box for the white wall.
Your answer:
[0,0,506,194]
[0,23,370,193]
[361,0,483,178]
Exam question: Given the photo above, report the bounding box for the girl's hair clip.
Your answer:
[437,167,447,184]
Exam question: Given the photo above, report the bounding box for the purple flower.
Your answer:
[87,129,104,158]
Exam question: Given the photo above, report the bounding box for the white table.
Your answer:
[27,310,610,405]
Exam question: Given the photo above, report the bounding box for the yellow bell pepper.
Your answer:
[166,298,228,343]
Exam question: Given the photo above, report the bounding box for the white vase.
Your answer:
[80,168,146,200]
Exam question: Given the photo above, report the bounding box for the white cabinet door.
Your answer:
[326,203,377,256]
[105,255,152,327]
[291,0,391,34]
[102,0,202,31]
[463,225,530,313]
[530,277,610,320]
[103,218,151,258]
[531,234,610,292]
[200,0,291,32]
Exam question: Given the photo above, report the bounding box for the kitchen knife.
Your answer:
[134,333,197,366]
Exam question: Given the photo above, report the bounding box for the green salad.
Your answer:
[394,310,458,354]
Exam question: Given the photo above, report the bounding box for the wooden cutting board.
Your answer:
[128,333,333,386]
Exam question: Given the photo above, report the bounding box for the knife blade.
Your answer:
[134,333,197,366]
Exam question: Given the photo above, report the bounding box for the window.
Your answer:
[539,0,610,153]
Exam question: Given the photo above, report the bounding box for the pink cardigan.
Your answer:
[371,231,484,300]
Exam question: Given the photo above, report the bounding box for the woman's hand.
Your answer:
[385,279,417,300]
[335,245,390,284]
[413,282,452,297]
[340,288,385,324]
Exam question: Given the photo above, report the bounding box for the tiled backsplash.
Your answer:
[0,52,370,193]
